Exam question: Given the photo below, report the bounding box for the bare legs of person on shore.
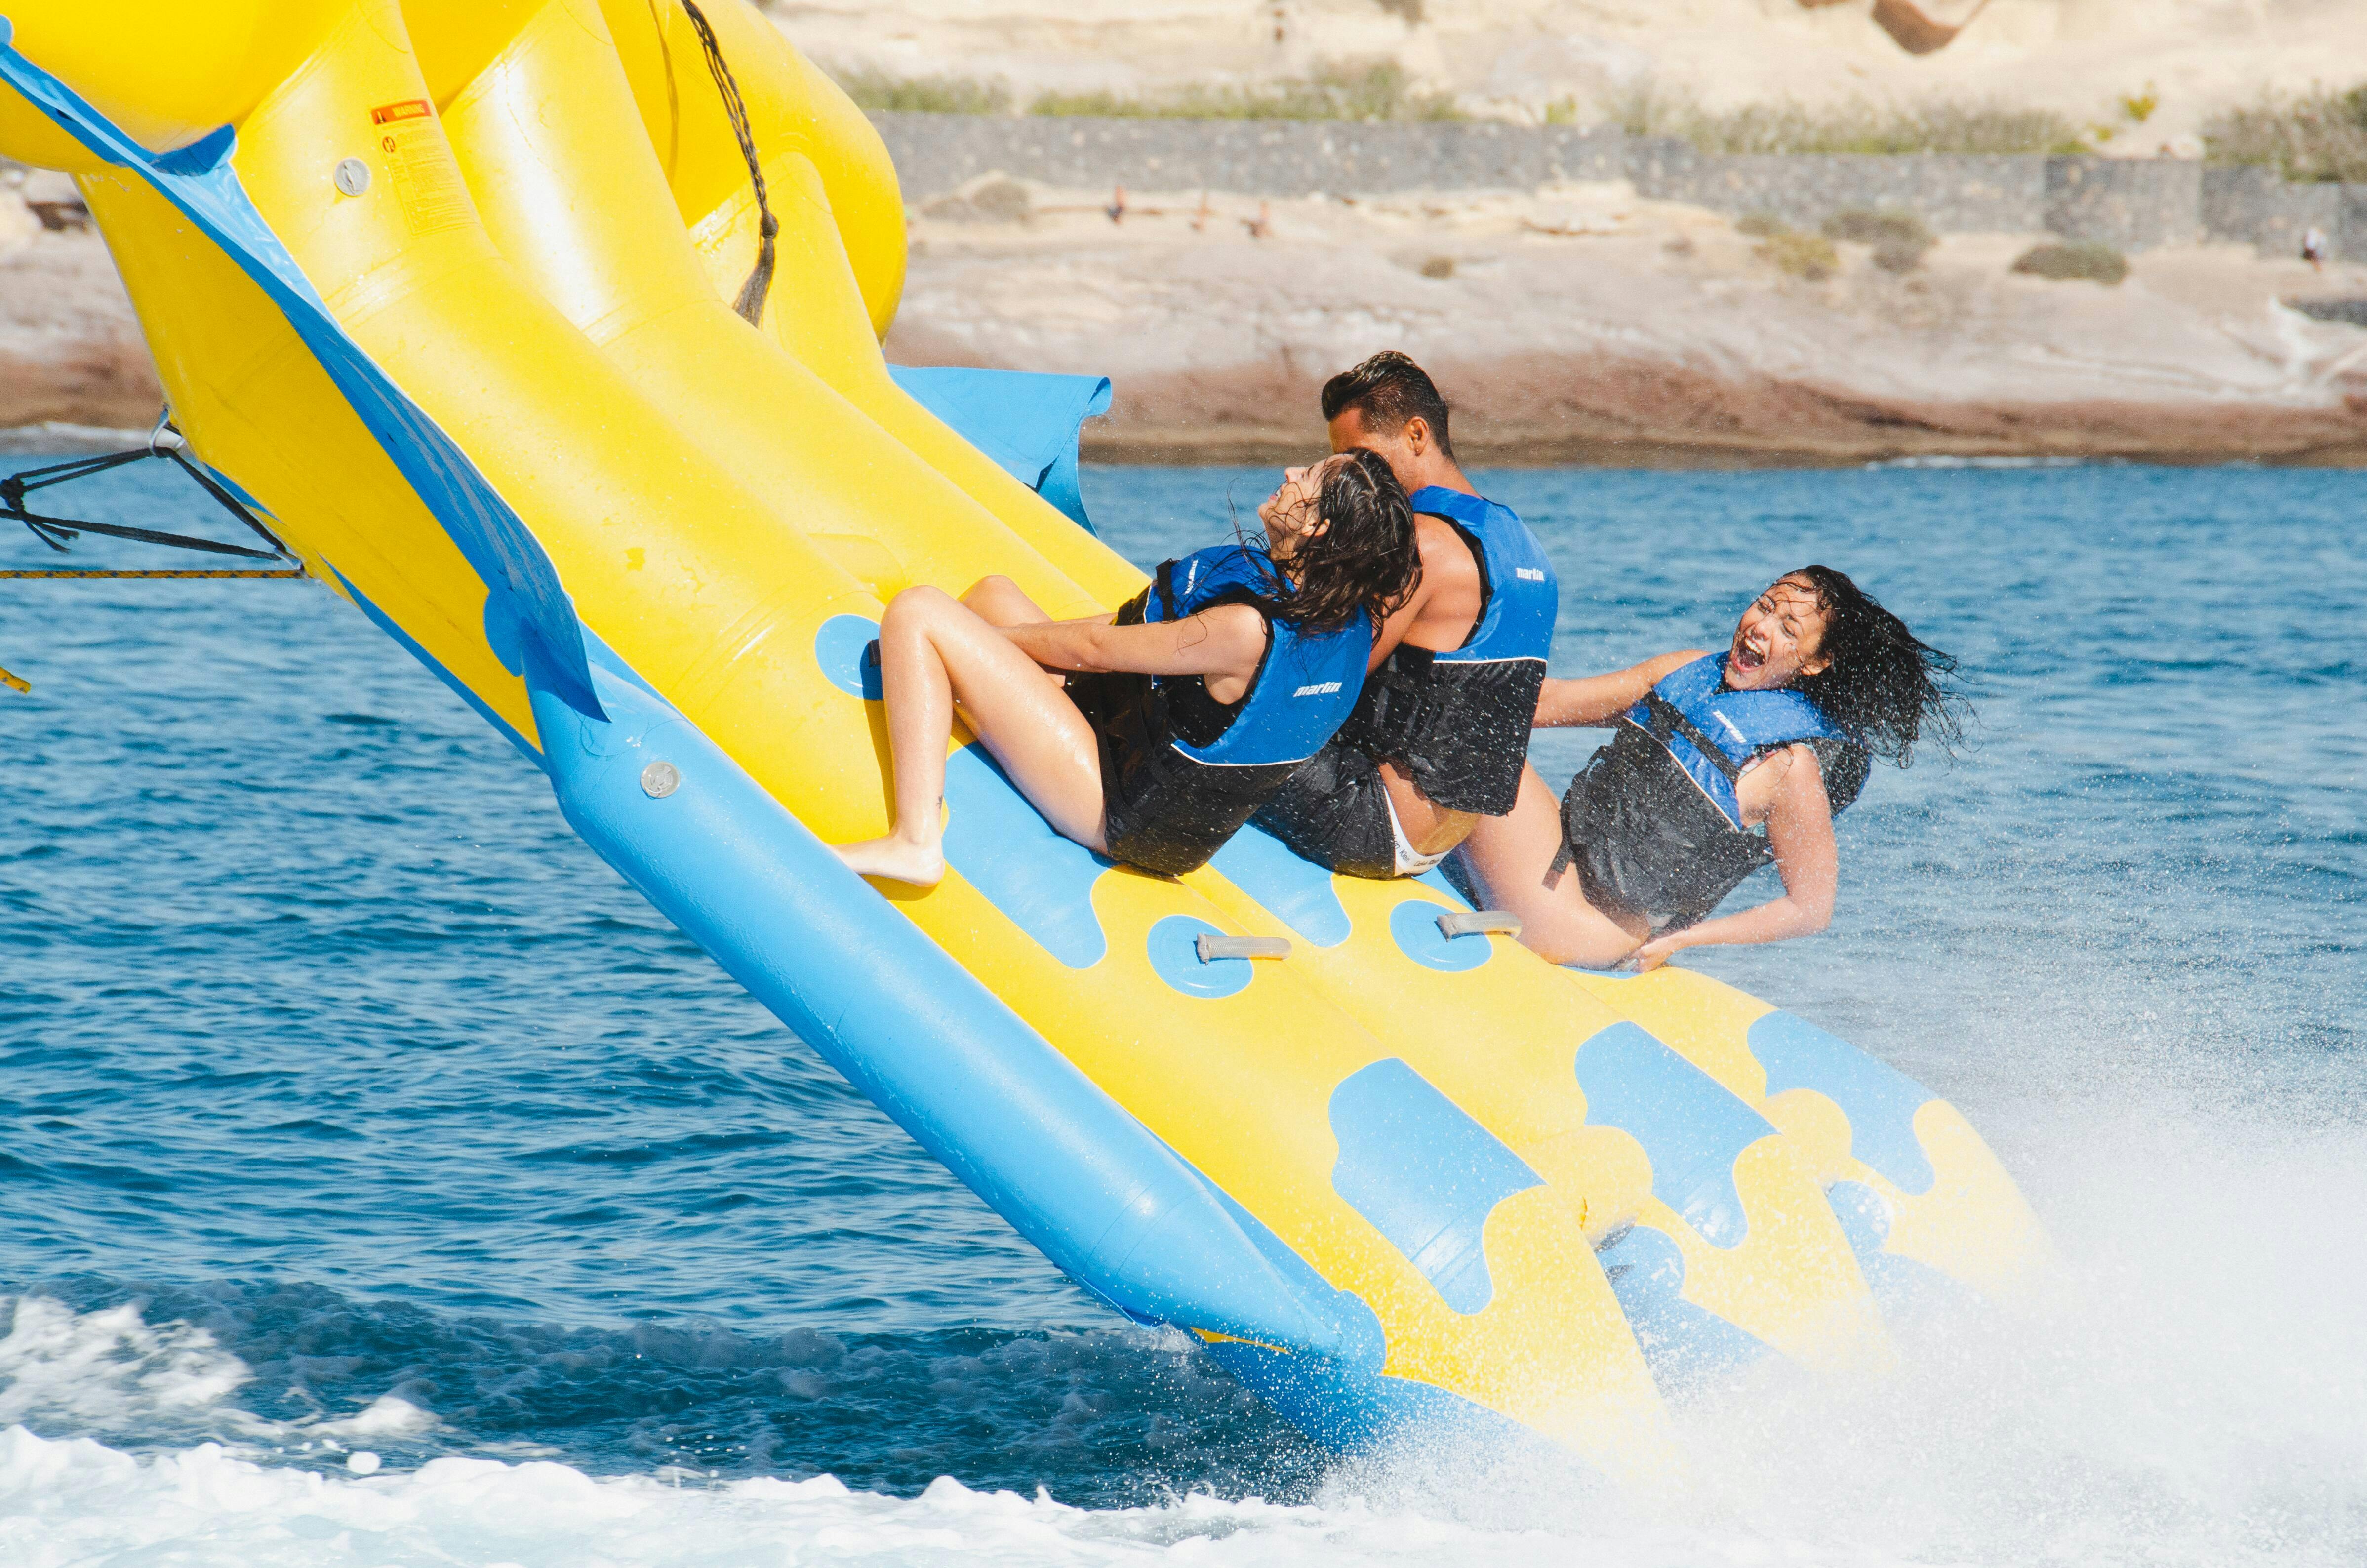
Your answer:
[1450,763,1648,969]
[831,578,1107,887]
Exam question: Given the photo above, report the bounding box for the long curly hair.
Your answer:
[1237,449,1422,634]
[1787,565,1967,766]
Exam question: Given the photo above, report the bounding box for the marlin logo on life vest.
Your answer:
[1293,681,1344,697]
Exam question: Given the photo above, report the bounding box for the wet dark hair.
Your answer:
[1320,350,1455,460]
[1239,450,1421,635]
[1785,565,1966,767]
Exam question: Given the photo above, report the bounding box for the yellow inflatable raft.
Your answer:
[0,0,2043,1475]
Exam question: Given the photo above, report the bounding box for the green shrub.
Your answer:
[2010,241,2128,285]
[1618,90,2079,156]
[1734,211,1788,238]
[1871,240,1931,274]
[2203,84,2367,183]
[1032,63,1461,123]
[1821,208,1931,247]
[829,68,1011,115]
[1758,231,1839,281]
[1822,209,1936,272]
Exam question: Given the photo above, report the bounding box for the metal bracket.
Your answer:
[1437,909,1523,940]
[1196,933,1290,964]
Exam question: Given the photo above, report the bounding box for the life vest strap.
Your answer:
[1637,691,1746,783]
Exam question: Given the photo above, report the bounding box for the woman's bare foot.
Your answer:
[832,835,947,887]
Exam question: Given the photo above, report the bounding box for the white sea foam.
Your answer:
[4,1104,2364,1567]
[0,1299,254,1433]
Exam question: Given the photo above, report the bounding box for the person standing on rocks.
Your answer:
[1252,352,1560,878]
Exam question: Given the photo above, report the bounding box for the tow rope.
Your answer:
[0,419,305,694]
[3,420,295,566]
[680,0,778,328]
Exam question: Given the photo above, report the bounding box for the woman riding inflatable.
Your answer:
[1452,567,1962,970]
[834,451,1422,885]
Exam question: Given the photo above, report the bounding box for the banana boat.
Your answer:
[0,0,2042,1470]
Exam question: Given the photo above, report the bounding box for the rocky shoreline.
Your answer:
[6,178,2366,467]
[887,178,2367,467]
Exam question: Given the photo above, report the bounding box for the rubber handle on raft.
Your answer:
[1197,933,1291,963]
[1438,910,1523,940]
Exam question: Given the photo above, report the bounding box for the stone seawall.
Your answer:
[870,112,2365,258]
[869,114,1623,200]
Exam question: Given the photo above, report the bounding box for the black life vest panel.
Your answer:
[1559,654,1869,931]
[1332,485,1557,816]
[1071,543,1373,876]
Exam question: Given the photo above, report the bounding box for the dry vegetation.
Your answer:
[2203,84,2367,183]
[1615,92,2083,156]
[830,62,1462,123]
[2010,241,2129,285]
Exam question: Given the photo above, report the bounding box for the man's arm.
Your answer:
[1365,515,1479,670]
[1003,603,1269,683]
[1533,649,1706,729]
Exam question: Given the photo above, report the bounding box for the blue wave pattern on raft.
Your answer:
[0,29,601,719]
[1595,1226,1767,1389]
[1825,1181,1966,1312]
[1748,1012,1938,1194]
[812,615,885,699]
[1329,1059,1542,1314]
[942,746,1113,969]
[1573,1024,1775,1249]
[1166,1154,1551,1460]
[1208,827,1353,947]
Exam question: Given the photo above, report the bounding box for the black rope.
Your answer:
[681,0,779,328]
[1,568,306,579]
[1,427,295,564]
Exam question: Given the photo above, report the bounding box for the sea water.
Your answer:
[1,460,2360,1565]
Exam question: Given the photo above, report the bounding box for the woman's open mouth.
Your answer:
[1732,638,1768,673]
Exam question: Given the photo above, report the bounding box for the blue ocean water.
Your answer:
[2,459,2362,1565]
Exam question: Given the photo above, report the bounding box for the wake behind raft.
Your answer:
[0,0,2044,1476]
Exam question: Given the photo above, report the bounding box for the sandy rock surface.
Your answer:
[3,173,2363,465]
[780,0,2365,146]
[888,179,2367,463]
[0,184,160,436]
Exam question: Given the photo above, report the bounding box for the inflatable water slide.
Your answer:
[0,0,2043,1473]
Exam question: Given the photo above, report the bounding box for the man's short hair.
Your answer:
[1322,350,1454,459]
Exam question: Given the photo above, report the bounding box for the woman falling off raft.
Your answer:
[833,451,1422,885]
[1453,566,1965,973]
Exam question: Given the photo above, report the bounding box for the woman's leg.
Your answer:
[1452,765,1647,968]
[833,586,1109,886]
[962,574,1046,627]
[962,575,1071,693]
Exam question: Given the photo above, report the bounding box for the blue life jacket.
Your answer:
[1334,486,1556,816]
[1556,653,1868,931]
[1069,543,1373,875]
[1630,653,1850,828]
[1407,486,1559,675]
[1146,544,1371,767]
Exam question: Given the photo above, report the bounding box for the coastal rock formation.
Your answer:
[4,172,2363,465]
[884,179,2367,464]
[0,188,160,434]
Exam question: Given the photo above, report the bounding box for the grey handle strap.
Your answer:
[1437,909,1523,940]
[1197,933,1291,963]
